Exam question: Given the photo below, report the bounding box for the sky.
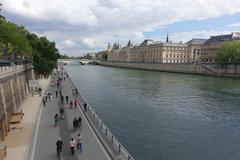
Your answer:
[1,0,240,56]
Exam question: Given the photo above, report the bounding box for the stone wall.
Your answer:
[102,61,197,73]
[0,69,33,141]
[101,61,240,78]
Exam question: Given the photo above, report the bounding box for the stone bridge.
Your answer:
[58,59,101,65]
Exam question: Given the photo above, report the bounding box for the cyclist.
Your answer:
[56,138,63,157]
[54,113,58,127]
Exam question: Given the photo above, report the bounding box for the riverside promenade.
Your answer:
[30,73,111,160]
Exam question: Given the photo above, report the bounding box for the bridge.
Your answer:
[58,59,101,65]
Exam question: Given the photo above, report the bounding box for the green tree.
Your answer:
[217,40,240,64]
[27,33,60,78]
[0,17,32,56]
[0,16,59,77]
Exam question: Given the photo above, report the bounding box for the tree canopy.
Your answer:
[0,17,32,57]
[0,16,60,78]
[217,40,240,64]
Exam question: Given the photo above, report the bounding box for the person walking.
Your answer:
[66,96,69,104]
[75,88,79,96]
[69,138,76,155]
[73,117,77,129]
[56,138,63,157]
[61,95,64,104]
[76,133,82,152]
[54,113,58,127]
[69,101,73,109]
[74,99,78,109]
[38,87,42,96]
[42,97,46,106]
[55,90,58,98]
[59,107,64,119]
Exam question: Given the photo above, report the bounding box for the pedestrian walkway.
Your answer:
[32,75,111,160]
[3,78,51,160]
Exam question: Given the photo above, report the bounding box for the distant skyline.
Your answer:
[1,0,240,56]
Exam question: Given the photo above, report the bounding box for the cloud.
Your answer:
[228,23,240,27]
[64,39,75,48]
[170,30,239,42]
[2,0,240,56]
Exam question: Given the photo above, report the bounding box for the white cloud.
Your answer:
[82,38,95,48]
[228,23,240,27]
[170,30,239,43]
[2,0,240,56]
[64,39,75,48]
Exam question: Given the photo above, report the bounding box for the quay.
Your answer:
[29,68,134,160]
[0,66,134,160]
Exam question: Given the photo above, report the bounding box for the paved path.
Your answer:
[33,75,111,160]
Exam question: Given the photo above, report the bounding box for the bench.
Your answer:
[9,112,24,124]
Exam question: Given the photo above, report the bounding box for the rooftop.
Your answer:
[187,38,207,45]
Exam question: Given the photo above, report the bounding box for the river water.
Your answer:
[65,64,240,160]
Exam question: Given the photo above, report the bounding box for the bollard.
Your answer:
[105,128,108,135]
[111,136,114,143]
[128,155,131,160]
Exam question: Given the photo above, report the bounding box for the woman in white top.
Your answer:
[69,138,76,155]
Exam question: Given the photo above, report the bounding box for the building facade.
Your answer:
[107,32,240,64]
[108,40,192,63]
[201,32,240,63]
[187,39,207,62]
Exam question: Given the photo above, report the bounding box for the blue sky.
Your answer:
[1,0,240,56]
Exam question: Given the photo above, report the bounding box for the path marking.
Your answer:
[29,103,43,160]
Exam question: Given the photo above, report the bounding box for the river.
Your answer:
[65,64,240,160]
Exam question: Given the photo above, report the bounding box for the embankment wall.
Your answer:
[101,61,240,78]
[0,68,34,141]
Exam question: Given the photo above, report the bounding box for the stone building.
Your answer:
[108,39,191,63]
[187,38,207,62]
[201,32,240,63]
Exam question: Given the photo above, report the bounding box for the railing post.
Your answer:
[105,128,108,135]
[118,144,121,153]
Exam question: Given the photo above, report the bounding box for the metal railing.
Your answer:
[67,75,135,160]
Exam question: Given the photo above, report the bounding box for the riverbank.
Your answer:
[101,61,240,78]
[3,77,50,160]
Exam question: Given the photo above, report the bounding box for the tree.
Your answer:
[26,33,60,78]
[217,40,240,64]
[0,17,32,57]
[0,17,60,77]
